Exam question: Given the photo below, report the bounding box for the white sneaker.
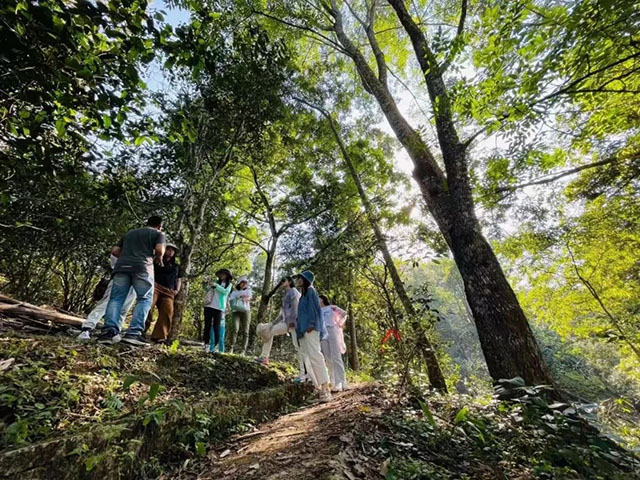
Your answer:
[331,384,342,393]
[319,390,332,403]
[76,330,91,342]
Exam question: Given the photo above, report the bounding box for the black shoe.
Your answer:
[98,331,121,344]
[121,333,150,346]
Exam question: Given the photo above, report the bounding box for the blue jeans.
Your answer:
[104,272,154,335]
[209,317,226,352]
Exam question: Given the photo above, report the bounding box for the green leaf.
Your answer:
[454,406,469,424]
[148,383,160,402]
[55,119,66,137]
[195,441,206,456]
[102,114,112,128]
[85,455,101,471]
[417,399,437,429]
[122,375,139,391]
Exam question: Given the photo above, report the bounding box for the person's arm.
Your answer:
[240,288,252,299]
[154,243,165,266]
[175,277,182,294]
[214,282,232,294]
[111,237,123,258]
[332,306,347,328]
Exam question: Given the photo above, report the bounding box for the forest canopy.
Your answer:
[1,0,639,459]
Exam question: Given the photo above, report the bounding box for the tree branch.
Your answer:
[252,9,349,55]
[492,156,622,194]
[566,242,640,360]
[534,51,640,105]
[440,0,467,73]
[248,164,278,236]
[364,0,388,86]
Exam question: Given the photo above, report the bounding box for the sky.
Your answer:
[143,0,533,252]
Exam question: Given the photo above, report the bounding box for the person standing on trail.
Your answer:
[76,254,136,341]
[203,268,232,352]
[319,295,349,393]
[228,276,253,355]
[255,276,309,380]
[98,216,166,346]
[295,270,332,402]
[144,243,181,344]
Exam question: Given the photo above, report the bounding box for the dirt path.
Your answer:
[171,384,388,480]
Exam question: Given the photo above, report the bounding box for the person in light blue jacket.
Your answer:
[295,270,332,402]
[203,268,232,352]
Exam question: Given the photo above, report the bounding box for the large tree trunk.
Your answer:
[448,217,553,384]
[327,1,555,388]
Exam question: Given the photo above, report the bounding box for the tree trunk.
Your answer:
[168,242,192,341]
[256,237,278,325]
[347,271,359,371]
[169,187,210,340]
[447,221,555,385]
[316,106,447,391]
[327,4,555,389]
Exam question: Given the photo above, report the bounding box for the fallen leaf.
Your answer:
[0,358,15,372]
[339,434,354,443]
[249,463,260,470]
[380,458,391,476]
[220,449,232,458]
[344,469,356,480]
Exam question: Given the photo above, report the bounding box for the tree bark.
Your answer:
[256,237,277,325]
[324,0,555,388]
[347,270,359,371]
[169,243,192,341]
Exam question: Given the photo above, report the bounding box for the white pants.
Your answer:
[321,326,348,389]
[83,280,136,330]
[258,322,310,380]
[299,330,330,389]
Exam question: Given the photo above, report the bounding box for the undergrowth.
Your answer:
[0,333,310,479]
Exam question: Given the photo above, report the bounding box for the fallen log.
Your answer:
[0,294,84,327]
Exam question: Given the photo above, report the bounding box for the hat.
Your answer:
[297,270,315,285]
[236,276,249,286]
[166,243,179,253]
[216,268,233,280]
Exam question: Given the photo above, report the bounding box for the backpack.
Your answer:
[92,277,111,302]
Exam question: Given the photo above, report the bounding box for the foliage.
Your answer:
[0,334,311,478]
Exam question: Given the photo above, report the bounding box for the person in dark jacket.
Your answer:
[145,243,181,343]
